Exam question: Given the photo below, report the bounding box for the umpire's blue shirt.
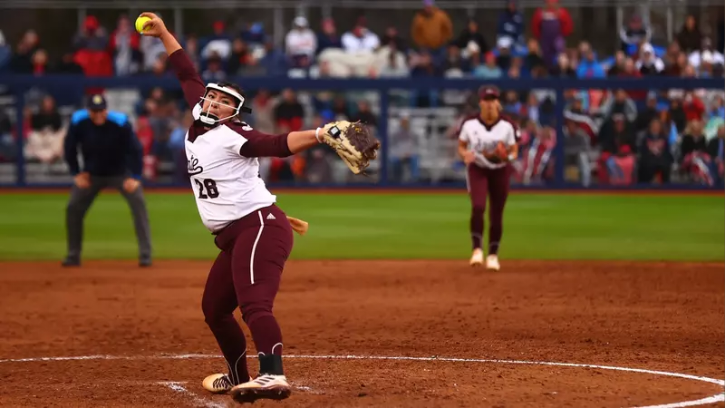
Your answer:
[63,110,143,179]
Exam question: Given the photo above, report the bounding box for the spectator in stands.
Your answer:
[73,16,107,52]
[524,38,546,74]
[619,14,651,54]
[109,14,142,76]
[550,53,575,77]
[55,52,84,74]
[455,19,488,59]
[201,55,226,82]
[25,95,64,165]
[381,26,406,52]
[0,109,14,162]
[342,17,380,53]
[389,112,419,182]
[707,124,724,183]
[635,93,660,133]
[473,52,502,78]
[317,18,343,55]
[0,31,11,72]
[285,16,316,69]
[241,22,266,47]
[601,89,637,124]
[30,49,49,76]
[200,20,232,63]
[10,30,40,73]
[494,37,514,72]
[497,0,525,53]
[274,89,304,132]
[598,114,636,185]
[689,37,725,73]
[531,0,573,69]
[409,49,439,77]
[676,15,702,54]
[563,118,591,186]
[636,43,664,75]
[663,47,687,76]
[606,51,627,76]
[331,95,351,120]
[250,89,276,134]
[680,119,715,184]
[377,41,409,77]
[227,38,251,75]
[411,0,452,58]
[682,91,706,122]
[576,42,605,78]
[638,118,673,183]
[351,100,378,128]
[73,16,113,78]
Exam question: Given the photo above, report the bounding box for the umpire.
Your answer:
[62,94,152,267]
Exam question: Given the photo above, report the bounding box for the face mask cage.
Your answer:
[198,83,251,126]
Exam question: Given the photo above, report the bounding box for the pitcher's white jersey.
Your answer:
[458,116,519,169]
[185,107,276,232]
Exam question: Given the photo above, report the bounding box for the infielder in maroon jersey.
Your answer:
[457,85,519,270]
[138,12,357,403]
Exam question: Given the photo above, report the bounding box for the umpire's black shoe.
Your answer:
[61,257,80,267]
[139,259,152,268]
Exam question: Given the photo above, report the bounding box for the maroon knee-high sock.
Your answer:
[470,206,484,250]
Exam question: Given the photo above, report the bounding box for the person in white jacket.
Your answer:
[284,16,316,67]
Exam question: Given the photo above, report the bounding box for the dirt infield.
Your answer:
[0,260,723,408]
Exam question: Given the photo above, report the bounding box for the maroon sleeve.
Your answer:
[167,49,206,110]
[230,124,293,158]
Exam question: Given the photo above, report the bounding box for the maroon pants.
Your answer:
[466,164,511,254]
[201,204,293,384]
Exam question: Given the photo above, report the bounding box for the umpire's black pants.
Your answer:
[65,175,152,263]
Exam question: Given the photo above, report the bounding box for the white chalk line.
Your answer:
[159,381,226,408]
[1,353,722,408]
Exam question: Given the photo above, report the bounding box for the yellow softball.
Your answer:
[135,16,152,34]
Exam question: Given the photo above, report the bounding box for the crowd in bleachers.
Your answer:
[0,0,723,186]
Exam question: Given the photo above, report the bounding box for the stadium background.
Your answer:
[0,2,723,407]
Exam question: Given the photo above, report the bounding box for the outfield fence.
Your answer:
[0,75,722,190]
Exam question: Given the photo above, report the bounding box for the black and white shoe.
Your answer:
[202,373,234,394]
[230,374,291,403]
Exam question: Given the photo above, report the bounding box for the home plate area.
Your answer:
[0,260,722,407]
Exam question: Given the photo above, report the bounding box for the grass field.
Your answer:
[0,191,722,261]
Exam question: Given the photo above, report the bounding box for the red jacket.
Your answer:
[531,7,573,39]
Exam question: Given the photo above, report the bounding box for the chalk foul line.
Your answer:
[1,353,722,408]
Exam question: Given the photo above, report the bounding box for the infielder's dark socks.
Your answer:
[470,206,484,249]
[489,211,503,254]
[489,242,500,256]
[258,353,284,376]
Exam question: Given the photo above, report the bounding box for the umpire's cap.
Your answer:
[478,85,500,100]
[88,94,107,111]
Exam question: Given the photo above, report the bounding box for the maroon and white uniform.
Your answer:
[169,49,292,384]
[458,115,519,255]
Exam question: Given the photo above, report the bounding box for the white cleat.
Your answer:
[202,373,233,394]
[469,248,484,267]
[486,255,500,271]
[230,374,291,403]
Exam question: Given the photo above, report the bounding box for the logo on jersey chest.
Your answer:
[187,155,204,175]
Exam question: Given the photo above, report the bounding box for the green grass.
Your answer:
[0,192,722,261]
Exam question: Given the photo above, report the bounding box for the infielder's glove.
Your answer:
[318,121,381,174]
[485,141,508,164]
